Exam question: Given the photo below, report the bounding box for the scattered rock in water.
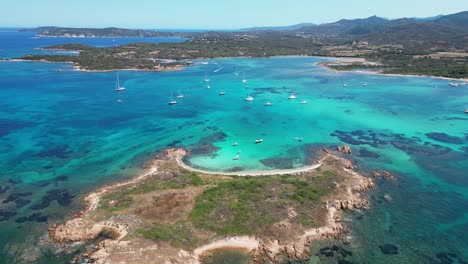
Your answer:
[383,194,393,202]
[379,244,399,255]
[337,145,352,154]
[358,148,380,158]
[371,171,397,181]
[15,212,48,223]
[0,210,17,222]
[2,192,33,204]
[30,189,75,210]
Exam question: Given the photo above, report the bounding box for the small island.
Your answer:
[45,147,388,263]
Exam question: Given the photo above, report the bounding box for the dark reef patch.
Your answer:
[317,245,353,258]
[461,147,468,156]
[260,157,295,169]
[37,144,72,159]
[379,244,399,255]
[432,252,468,264]
[330,130,387,147]
[189,144,219,156]
[187,132,227,156]
[358,148,380,158]
[8,179,22,185]
[0,118,34,137]
[2,192,32,204]
[53,175,69,182]
[15,212,48,223]
[30,189,75,210]
[0,210,17,222]
[253,87,282,94]
[0,186,9,194]
[224,166,244,172]
[199,132,227,145]
[426,132,464,145]
[167,139,182,148]
[14,199,31,208]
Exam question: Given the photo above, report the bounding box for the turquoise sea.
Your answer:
[0,30,467,263]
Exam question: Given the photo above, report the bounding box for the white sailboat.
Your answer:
[241,73,247,83]
[114,73,126,91]
[168,92,177,105]
[300,100,308,104]
[264,101,272,106]
[204,72,210,82]
[176,88,184,99]
[219,91,226,95]
[245,95,254,101]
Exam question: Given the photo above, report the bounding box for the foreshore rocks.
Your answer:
[337,145,352,154]
[371,170,397,181]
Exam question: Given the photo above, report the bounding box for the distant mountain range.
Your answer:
[242,11,468,35]
[240,23,316,31]
[22,11,468,47]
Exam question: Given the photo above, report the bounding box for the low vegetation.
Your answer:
[188,172,336,236]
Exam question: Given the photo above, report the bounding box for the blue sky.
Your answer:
[2,0,468,29]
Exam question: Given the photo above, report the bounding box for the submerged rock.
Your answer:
[30,189,75,210]
[358,148,379,158]
[2,192,33,204]
[426,132,464,145]
[0,185,9,194]
[15,212,48,223]
[260,157,295,169]
[0,210,17,222]
[379,244,399,255]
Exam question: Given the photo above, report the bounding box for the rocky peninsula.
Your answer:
[43,147,383,264]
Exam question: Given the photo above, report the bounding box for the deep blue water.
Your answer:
[0,31,467,264]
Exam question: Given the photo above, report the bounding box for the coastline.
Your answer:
[46,148,377,264]
[316,58,468,82]
[175,149,323,176]
[8,54,467,81]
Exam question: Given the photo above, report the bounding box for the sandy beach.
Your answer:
[173,148,323,177]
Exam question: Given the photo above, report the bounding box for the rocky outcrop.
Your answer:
[337,145,352,154]
[49,219,126,243]
[371,170,397,181]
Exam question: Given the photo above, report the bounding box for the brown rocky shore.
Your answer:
[45,147,380,264]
